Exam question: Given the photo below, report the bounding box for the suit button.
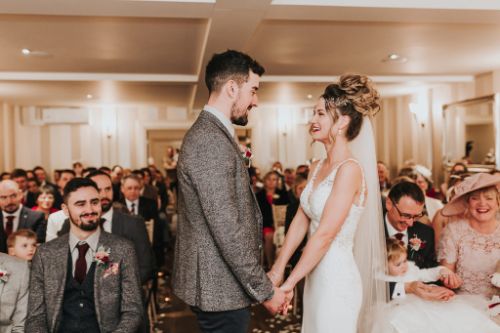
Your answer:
[80,291,85,296]
[79,303,84,308]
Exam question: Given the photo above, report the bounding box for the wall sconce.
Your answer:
[409,102,427,128]
[102,106,116,138]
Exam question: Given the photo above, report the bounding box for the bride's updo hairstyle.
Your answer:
[322,74,380,141]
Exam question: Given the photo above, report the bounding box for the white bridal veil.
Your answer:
[350,116,389,332]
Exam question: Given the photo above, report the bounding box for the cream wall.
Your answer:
[0,76,495,180]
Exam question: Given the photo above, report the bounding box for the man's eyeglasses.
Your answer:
[390,199,424,220]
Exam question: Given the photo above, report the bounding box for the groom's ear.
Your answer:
[385,197,392,211]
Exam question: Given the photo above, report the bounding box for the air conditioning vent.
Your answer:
[41,107,89,124]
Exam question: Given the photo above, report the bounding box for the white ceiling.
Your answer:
[0,0,498,108]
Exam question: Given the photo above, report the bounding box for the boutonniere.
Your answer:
[272,193,280,200]
[241,146,253,167]
[103,262,120,278]
[409,234,426,252]
[93,246,111,267]
[0,266,9,283]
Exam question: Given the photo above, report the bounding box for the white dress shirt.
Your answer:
[45,210,67,242]
[204,105,235,138]
[125,199,139,215]
[101,208,113,233]
[385,215,408,246]
[3,205,22,233]
[69,228,100,275]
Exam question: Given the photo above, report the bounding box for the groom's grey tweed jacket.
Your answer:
[173,110,273,311]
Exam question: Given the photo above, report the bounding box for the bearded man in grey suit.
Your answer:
[26,178,143,333]
[0,252,29,333]
[173,50,290,333]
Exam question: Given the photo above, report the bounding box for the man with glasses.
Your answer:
[384,181,454,301]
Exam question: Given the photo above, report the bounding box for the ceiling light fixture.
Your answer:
[86,94,93,99]
[383,53,408,63]
[307,94,313,99]
[21,48,31,55]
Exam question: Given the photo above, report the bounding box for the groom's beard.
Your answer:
[230,101,249,126]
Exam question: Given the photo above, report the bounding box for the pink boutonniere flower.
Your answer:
[103,262,120,278]
[409,234,426,252]
[241,147,253,167]
[94,246,111,267]
[0,266,8,283]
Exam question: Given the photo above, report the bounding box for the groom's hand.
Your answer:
[263,287,289,315]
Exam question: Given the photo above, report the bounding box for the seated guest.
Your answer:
[26,178,144,332]
[383,181,453,301]
[56,171,154,285]
[295,164,309,179]
[283,168,295,192]
[371,239,498,333]
[53,169,76,209]
[0,172,11,180]
[256,171,289,268]
[284,175,307,268]
[438,172,500,299]
[0,180,45,253]
[413,165,444,222]
[33,166,57,189]
[11,169,37,208]
[111,165,124,202]
[72,161,84,177]
[32,185,58,220]
[440,162,468,199]
[0,252,30,332]
[7,228,37,261]
[377,161,392,196]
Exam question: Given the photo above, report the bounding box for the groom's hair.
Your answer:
[205,49,265,94]
[388,181,425,204]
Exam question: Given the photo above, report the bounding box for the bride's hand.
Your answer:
[267,269,284,287]
[278,284,294,315]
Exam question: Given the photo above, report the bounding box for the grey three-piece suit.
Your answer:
[173,110,273,313]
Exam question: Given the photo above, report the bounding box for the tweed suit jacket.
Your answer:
[0,253,29,333]
[57,209,154,285]
[173,110,273,312]
[26,231,143,333]
[0,207,46,253]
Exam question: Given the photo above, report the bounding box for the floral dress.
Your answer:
[438,219,500,298]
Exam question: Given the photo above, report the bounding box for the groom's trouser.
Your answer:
[190,306,250,333]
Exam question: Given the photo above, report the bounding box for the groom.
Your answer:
[173,50,289,333]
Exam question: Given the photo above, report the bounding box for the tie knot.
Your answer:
[6,215,15,222]
[77,242,90,256]
[394,233,404,241]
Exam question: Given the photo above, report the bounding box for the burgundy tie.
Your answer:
[394,233,405,241]
[75,243,90,284]
[4,216,15,237]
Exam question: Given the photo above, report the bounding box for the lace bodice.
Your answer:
[437,219,500,298]
[300,158,365,250]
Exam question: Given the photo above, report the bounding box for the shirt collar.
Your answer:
[3,205,22,220]
[125,199,138,207]
[69,227,101,253]
[385,214,407,238]
[204,105,235,137]
[102,208,113,224]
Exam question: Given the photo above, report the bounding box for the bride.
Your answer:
[268,74,388,332]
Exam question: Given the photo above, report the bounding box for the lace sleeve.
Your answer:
[437,222,458,264]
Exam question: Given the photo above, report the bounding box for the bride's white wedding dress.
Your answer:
[300,158,365,333]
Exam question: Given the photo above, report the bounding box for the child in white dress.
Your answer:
[371,239,499,333]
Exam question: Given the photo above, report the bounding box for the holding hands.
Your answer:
[265,270,293,315]
[439,267,463,289]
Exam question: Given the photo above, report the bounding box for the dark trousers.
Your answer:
[190,306,250,333]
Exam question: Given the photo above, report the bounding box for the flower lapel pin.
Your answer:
[409,234,426,252]
[0,266,9,283]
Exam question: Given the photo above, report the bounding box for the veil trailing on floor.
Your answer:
[350,116,389,332]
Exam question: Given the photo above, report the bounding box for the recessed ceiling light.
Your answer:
[86,94,93,99]
[21,48,31,55]
[383,53,408,63]
[307,94,313,99]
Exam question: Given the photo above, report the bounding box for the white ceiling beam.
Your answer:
[261,75,474,83]
[0,72,198,83]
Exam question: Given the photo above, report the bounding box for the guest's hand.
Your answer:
[440,268,463,289]
[405,281,455,301]
[263,286,290,315]
[267,269,284,287]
